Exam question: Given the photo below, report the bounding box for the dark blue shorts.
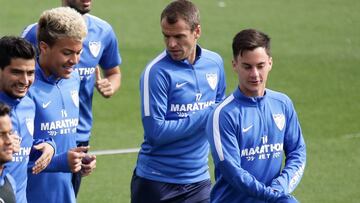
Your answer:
[131,172,211,203]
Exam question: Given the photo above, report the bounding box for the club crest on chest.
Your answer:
[89,41,101,58]
[206,73,217,90]
[273,113,285,131]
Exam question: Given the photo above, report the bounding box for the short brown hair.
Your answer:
[232,29,271,58]
[0,36,35,69]
[160,0,200,31]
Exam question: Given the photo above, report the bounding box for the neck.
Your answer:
[188,46,197,64]
[38,55,51,77]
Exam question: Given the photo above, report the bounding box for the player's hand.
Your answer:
[10,132,20,153]
[68,146,88,173]
[32,143,55,174]
[95,67,114,98]
[81,154,96,177]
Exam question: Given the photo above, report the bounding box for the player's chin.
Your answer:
[61,68,74,78]
[170,54,184,61]
[13,90,27,98]
[1,150,13,161]
[59,71,72,79]
[62,74,72,79]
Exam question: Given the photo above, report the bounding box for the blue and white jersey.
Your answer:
[22,13,122,142]
[25,61,80,203]
[136,45,226,184]
[0,93,33,203]
[0,92,56,203]
[207,88,306,203]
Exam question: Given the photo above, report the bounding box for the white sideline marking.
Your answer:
[90,148,140,156]
[343,132,360,139]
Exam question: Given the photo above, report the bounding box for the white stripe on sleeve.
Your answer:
[213,94,234,161]
[143,51,167,116]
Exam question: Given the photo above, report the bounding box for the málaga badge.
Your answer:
[89,41,101,58]
[206,73,218,90]
[273,113,285,131]
[26,118,34,136]
[71,90,79,108]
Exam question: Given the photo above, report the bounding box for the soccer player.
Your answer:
[0,102,16,203]
[131,1,226,202]
[25,7,96,203]
[0,36,56,203]
[207,29,306,203]
[21,0,122,195]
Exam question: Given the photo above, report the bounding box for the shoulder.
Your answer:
[86,14,113,31]
[200,48,224,66]
[21,23,37,36]
[266,89,294,108]
[214,94,238,118]
[21,95,36,107]
[142,51,169,75]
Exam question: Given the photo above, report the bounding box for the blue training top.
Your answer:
[136,45,226,184]
[21,13,122,142]
[207,87,306,203]
[0,92,55,203]
[26,61,80,203]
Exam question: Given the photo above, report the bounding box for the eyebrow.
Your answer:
[241,61,266,66]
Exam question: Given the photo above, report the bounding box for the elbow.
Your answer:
[142,116,163,146]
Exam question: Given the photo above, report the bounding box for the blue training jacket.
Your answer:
[207,87,306,203]
[136,45,226,184]
[0,92,55,203]
[26,61,80,203]
[21,13,122,142]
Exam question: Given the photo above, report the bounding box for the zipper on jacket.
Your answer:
[190,64,202,101]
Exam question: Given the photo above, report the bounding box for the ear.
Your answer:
[38,41,49,54]
[232,58,238,73]
[268,56,273,71]
[194,24,201,39]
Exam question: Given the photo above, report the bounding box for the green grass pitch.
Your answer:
[1,0,359,202]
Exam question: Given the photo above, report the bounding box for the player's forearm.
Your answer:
[142,108,211,146]
[105,66,121,92]
[217,160,281,202]
[28,152,70,173]
[271,145,306,193]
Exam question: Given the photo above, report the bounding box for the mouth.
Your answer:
[3,147,13,155]
[249,79,262,85]
[14,84,29,94]
[82,0,91,7]
[63,65,74,70]
[62,66,74,76]
[168,50,182,56]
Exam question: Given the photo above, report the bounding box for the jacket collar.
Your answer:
[35,58,61,84]
[165,44,202,66]
[233,87,267,106]
[0,92,21,107]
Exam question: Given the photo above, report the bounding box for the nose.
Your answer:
[69,53,80,65]
[4,133,12,145]
[249,67,259,78]
[167,37,177,49]
[19,73,29,85]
